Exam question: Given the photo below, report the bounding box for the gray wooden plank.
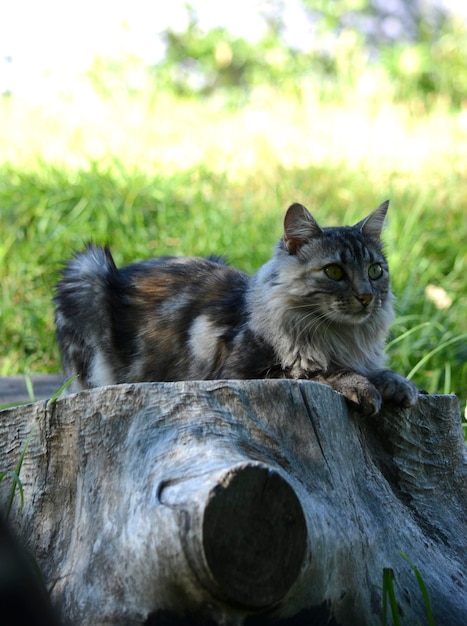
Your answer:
[0,374,65,407]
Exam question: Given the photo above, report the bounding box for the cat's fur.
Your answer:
[54,201,418,414]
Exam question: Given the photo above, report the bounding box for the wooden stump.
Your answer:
[0,380,466,625]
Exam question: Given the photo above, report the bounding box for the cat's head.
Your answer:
[278,201,393,326]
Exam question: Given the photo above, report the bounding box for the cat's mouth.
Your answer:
[353,309,374,323]
[333,304,375,325]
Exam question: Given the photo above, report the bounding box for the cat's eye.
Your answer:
[368,263,383,280]
[324,264,345,281]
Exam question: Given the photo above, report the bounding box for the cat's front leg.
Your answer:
[368,370,418,408]
[312,370,383,416]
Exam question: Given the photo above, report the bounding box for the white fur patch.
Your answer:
[188,315,222,366]
[89,350,115,387]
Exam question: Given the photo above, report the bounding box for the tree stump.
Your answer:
[0,380,466,625]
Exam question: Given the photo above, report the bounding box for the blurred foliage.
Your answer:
[133,0,467,109]
[381,16,467,108]
[153,22,309,96]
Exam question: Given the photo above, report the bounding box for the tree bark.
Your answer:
[0,380,466,625]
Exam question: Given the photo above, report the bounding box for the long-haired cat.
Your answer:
[54,201,418,415]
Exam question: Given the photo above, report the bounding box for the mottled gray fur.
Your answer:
[54,201,418,415]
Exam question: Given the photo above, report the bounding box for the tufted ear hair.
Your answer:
[355,200,389,239]
[283,203,322,254]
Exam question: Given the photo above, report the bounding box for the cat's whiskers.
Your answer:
[285,305,324,337]
[308,310,338,344]
[296,303,346,352]
[287,305,334,347]
[320,311,343,343]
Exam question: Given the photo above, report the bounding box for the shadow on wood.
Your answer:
[0,380,466,625]
[0,516,61,626]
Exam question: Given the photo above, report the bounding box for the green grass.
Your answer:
[1,86,466,417]
[0,425,34,521]
[382,554,436,626]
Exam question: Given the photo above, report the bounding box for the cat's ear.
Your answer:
[283,203,322,254]
[355,200,389,239]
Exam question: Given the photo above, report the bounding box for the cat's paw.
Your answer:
[342,378,383,416]
[318,371,383,416]
[369,370,418,408]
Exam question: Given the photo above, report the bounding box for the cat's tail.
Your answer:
[54,244,118,390]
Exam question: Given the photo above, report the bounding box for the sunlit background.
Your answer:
[2,0,467,98]
[1,0,467,420]
[2,0,467,172]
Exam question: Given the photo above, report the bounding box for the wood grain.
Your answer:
[0,380,466,625]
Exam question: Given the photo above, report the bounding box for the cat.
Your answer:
[54,200,418,415]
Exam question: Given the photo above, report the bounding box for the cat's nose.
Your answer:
[356,293,373,307]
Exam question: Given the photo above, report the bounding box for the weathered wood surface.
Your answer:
[0,374,64,406]
[0,380,466,625]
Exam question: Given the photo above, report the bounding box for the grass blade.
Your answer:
[1,470,25,520]
[382,568,401,626]
[4,427,35,520]
[385,322,431,351]
[400,552,435,626]
[407,333,467,380]
[413,567,435,626]
[24,373,36,402]
[48,375,79,405]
